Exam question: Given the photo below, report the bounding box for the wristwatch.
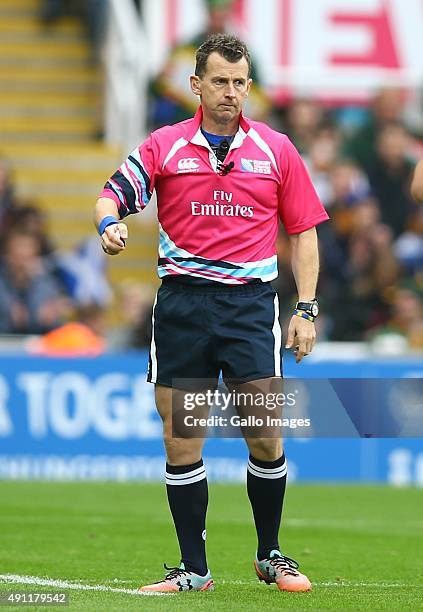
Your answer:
[294,299,319,320]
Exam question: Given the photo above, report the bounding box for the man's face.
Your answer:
[190,52,251,126]
[5,234,39,280]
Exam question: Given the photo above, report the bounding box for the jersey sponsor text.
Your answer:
[191,190,253,218]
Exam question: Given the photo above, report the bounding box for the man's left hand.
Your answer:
[285,315,316,363]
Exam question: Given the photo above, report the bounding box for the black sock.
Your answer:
[165,459,208,576]
[247,453,287,560]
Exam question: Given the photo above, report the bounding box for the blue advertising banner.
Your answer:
[0,352,421,484]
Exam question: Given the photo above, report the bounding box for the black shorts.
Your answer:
[147,280,282,387]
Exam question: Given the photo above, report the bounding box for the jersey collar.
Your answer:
[188,106,251,151]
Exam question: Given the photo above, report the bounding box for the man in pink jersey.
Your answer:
[95,34,328,594]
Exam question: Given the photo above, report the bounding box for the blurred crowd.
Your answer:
[273,91,423,351]
[0,0,421,354]
[0,157,155,354]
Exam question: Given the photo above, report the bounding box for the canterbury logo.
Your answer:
[177,157,200,171]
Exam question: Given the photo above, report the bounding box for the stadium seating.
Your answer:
[0,0,158,308]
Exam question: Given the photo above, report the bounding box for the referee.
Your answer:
[95,34,328,594]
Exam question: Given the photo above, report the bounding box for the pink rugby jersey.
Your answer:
[100,107,329,284]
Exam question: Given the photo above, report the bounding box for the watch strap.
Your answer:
[293,309,315,323]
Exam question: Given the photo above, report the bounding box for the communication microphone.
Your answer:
[220,161,234,176]
[215,139,233,175]
[216,139,230,161]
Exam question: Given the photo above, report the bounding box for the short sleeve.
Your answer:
[99,134,160,218]
[278,137,329,234]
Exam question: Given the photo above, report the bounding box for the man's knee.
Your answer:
[246,437,283,461]
[155,384,205,465]
[164,435,204,466]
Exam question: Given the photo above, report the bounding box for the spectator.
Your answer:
[329,160,371,208]
[283,99,324,155]
[369,287,423,352]
[28,304,106,356]
[366,223,400,295]
[304,124,342,204]
[149,0,270,128]
[328,230,381,340]
[321,160,371,248]
[0,231,68,334]
[367,122,416,237]
[9,204,56,258]
[323,201,400,340]
[343,86,406,172]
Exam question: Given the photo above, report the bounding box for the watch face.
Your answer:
[311,302,319,317]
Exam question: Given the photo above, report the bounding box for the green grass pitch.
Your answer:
[0,482,422,610]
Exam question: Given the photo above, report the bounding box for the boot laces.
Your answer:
[162,563,191,581]
[268,555,300,577]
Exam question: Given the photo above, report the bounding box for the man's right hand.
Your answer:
[101,222,128,255]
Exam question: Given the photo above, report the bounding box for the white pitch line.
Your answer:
[0,575,171,597]
[1,575,421,594]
